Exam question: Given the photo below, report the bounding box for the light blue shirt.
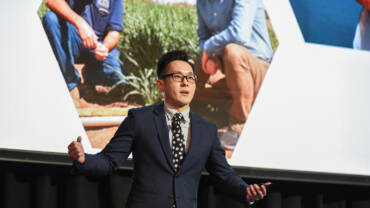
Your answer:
[197,0,273,62]
[353,9,370,51]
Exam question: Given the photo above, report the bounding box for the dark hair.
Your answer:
[157,50,195,78]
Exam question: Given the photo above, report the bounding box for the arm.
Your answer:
[103,30,121,51]
[196,4,211,52]
[197,5,220,75]
[205,123,269,203]
[94,0,123,61]
[205,123,249,202]
[69,110,135,176]
[203,0,258,56]
[45,0,98,49]
[94,30,121,61]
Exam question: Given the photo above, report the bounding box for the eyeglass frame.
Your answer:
[159,72,198,84]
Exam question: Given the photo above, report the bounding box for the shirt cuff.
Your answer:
[107,23,123,32]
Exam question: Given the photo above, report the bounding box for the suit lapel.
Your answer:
[179,112,201,173]
[153,102,175,171]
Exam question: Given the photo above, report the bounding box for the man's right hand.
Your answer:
[68,136,85,164]
[76,17,98,49]
[207,68,225,85]
[94,42,109,61]
[202,50,221,75]
[45,0,98,49]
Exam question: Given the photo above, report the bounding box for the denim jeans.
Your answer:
[42,11,125,91]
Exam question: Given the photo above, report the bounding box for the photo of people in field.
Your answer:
[39,0,278,158]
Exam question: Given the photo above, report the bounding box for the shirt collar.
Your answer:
[164,102,190,123]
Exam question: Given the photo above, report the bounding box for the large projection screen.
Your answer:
[1,0,370,180]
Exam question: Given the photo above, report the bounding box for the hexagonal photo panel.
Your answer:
[37,0,278,158]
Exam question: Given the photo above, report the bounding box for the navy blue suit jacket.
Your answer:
[76,102,248,208]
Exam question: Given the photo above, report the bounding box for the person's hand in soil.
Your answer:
[68,136,85,164]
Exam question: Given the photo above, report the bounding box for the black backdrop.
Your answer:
[1,149,370,208]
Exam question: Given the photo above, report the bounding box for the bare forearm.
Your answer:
[45,0,83,28]
[103,30,121,51]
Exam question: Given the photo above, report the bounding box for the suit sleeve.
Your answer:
[72,110,135,176]
[205,123,249,203]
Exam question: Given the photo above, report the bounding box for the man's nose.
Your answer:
[181,76,189,86]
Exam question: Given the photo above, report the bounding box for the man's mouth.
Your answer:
[180,90,190,96]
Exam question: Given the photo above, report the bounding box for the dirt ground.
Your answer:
[72,64,139,148]
[85,126,119,148]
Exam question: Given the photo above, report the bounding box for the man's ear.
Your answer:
[156,79,164,91]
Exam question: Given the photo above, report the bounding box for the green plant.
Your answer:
[122,68,161,106]
[38,0,49,18]
[117,0,199,105]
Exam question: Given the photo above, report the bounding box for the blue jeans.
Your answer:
[42,11,125,91]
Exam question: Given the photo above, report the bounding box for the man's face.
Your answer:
[157,60,196,108]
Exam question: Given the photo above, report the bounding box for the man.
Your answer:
[42,0,126,107]
[195,0,274,150]
[68,51,270,208]
[354,0,370,50]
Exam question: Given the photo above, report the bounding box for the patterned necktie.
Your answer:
[171,113,185,172]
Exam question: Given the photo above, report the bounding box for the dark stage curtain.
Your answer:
[1,162,370,208]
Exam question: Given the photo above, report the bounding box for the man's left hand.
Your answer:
[246,182,271,202]
[94,42,109,61]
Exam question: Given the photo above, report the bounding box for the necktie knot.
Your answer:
[172,113,184,123]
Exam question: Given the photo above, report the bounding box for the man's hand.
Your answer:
[358,0,370,10]
[201,50,221,75]
[207,69,226,85]
[45,0,98,49]
[201,50,210,74]
[94,42,109,61]
[68,136,85,164]
[246,182,271,202]
[76,17,98,49]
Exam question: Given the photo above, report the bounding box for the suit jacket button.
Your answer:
[169,194,174,199]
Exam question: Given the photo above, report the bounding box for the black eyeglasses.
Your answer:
[160,73,198,84]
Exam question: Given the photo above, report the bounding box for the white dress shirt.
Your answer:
[164,102,191,153]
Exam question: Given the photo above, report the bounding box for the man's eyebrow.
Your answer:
[172,71,194,75]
